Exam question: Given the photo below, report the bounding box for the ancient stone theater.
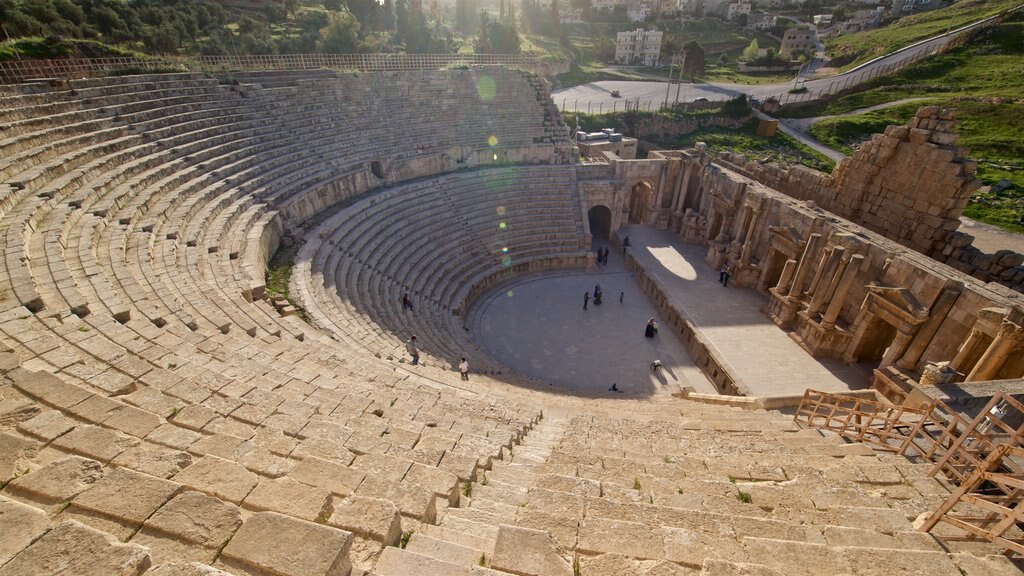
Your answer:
[0,62,1021,575]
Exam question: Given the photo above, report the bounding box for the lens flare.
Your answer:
[506,290,514,297]
[502,256,512,266]
[501,247,509,253]
[488,135,498,147]
[476,76,497,101]
[493,153,498,161]
[499,222,506,229]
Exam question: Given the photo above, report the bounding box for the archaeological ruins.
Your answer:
[0,63,1021,576]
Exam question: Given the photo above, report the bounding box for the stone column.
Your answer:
[821,254,865,329]
[880,329,915,369]
[950,327,987,375]
[966,321,1023,382]
[775,259,798,292]
[803,246,834,301]
[654,164,668,209]
[821,254,852,308]
[807,247,845,317]
[788,233,824,300]
[739,210,760,266]
[674,161,693,212]
[896,286,961,371]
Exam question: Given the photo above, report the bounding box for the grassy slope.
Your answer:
[825,0,1023,70]
[807,19,1024,232]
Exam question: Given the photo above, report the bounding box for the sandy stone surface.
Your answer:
[146,563,239,576]
[51,424,140,464]
[133,491,242,565]
[111,444,194,479]
[241,477,333,521]
[289,456,366,496]
[0,496,50,565]
[0,520,151,576]
[491,524,573,576]
[0,431,38,483]
[328,495,402,545]
[171,455,259,505]
[16,410,76,442]
[64,467,183,538]
[217,511,352,576]
[4,455,103,505]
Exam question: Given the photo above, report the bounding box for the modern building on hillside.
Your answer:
[780,28,816,57]
[615,28,663,66]
[727,1,752,20]
[746,12,777,30]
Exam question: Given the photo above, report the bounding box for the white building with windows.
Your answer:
[615,28,663,67]
[727,1,752,20]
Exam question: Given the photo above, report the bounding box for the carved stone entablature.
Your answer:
[863,283,929,328]
[768,226,805,259]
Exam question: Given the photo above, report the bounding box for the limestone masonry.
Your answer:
[0,68,1020,575]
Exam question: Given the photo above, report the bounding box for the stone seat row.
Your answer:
[298,166,584,370]
[0,370,532,575]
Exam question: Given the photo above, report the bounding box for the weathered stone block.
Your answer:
[4,455,103,505]
[0,496,50,565]
[218,511,352,576]
[133,491,242,564]
[172,455,259,505]
[0,431,38,483]
[65,466,182,539]
[0,520,151,576]
[491,524,573,576]
[242,477,332,522]
[52,424,139,464]
[328,495,402,545]
[288,456,366,497]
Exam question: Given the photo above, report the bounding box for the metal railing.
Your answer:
[0,53,543,84]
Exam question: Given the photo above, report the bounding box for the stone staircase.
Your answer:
[376,414,568,575]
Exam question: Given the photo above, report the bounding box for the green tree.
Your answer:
[681,40,705,79]
[741,38,759,61]
[479,20,519,53]
[320,10,360,53]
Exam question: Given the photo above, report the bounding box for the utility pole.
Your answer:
[664,59,674,109]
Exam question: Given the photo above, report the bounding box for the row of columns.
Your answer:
[775,233,864,326]
[951,319,1024,382]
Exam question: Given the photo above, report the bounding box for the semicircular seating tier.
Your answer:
[0,69,1017,576]
[293,165,589,372]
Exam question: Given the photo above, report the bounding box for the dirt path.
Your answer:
[783,97,933,133]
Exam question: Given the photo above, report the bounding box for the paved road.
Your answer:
[554,8,1019,112]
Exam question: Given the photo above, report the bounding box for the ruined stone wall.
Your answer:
[685,162,1024,383]
[714,107,1024,293]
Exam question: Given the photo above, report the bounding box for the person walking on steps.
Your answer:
[459,357,469,381]
[406,336,420,366]
[402,292,413,311]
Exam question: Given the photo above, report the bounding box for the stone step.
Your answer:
[419,524,497,556]
[438,514,501,542]
[468,483,528,507]
[405,533,487,567]
[372,546,505,576]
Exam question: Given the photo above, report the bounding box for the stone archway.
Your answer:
[588,205,613,241]
[628,181,654,225]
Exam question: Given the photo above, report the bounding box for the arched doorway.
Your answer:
[588,205,612,240]
[628,182,654,225]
